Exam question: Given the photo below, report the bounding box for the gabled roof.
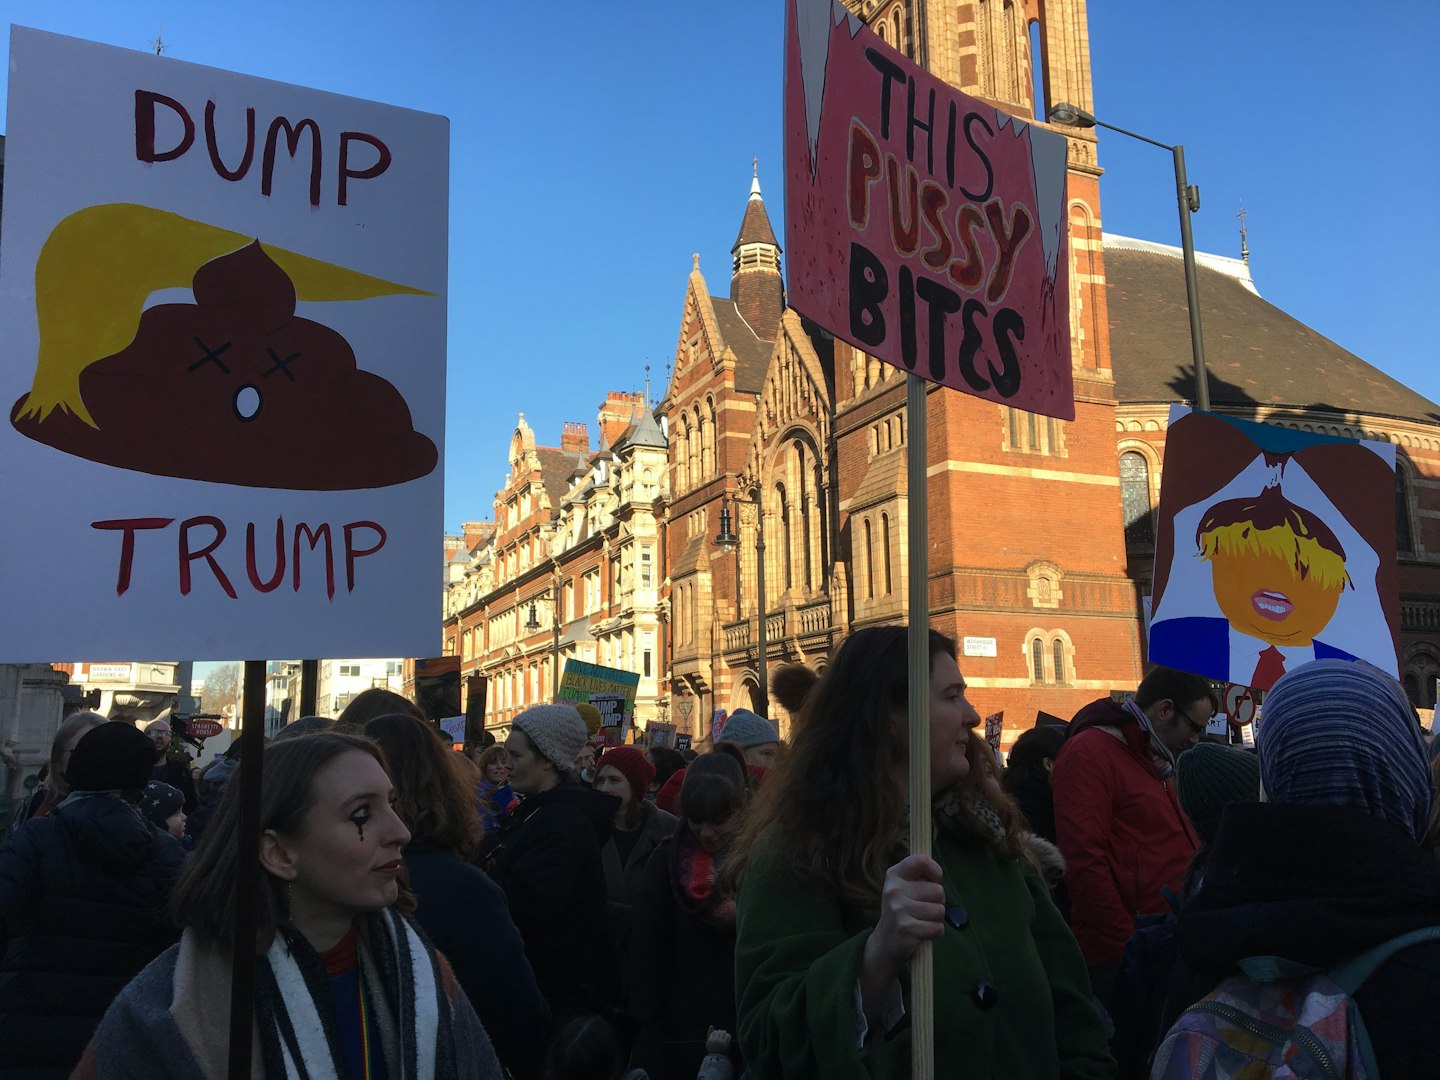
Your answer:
[710,297,773,392]
[1105,236,1439,425]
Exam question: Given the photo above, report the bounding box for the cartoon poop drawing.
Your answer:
[1195,477,1351,650]
[10,203,437,490]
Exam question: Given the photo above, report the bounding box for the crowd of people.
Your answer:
[1,632,1437,1079]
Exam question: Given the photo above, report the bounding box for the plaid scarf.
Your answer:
[669,821,737,927]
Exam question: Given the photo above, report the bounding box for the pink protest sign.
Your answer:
[784,0,1073,419]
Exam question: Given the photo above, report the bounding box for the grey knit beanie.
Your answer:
[721,709,778,749]
[512,704,589,773]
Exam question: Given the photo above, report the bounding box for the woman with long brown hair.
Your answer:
[728,626,1112,1079]
[78,733,501,1079]
[365,714,550,1079]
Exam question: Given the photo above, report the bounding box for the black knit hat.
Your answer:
[1175,742,1261,845]
[66,721,158,793]
[139,781,184,827]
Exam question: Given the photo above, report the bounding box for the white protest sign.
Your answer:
[0,29,448,661]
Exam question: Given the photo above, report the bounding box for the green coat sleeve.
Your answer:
[1022,864,1117,1079]
[735,847,910,1080]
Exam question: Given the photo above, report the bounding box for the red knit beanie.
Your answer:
[655,767,686,815]
[598,746,655,803]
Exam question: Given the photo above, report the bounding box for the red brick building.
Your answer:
[449,0,1440,743]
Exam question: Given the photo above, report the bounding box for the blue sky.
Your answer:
[4,0,1437,548]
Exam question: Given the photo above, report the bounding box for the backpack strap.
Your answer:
[1327,925,1440,995]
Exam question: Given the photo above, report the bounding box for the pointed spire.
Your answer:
[1238,204,1250,267]
[731,160,783,340]
[733,161,779,252]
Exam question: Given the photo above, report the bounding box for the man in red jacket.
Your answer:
[1053,666,1215,1008]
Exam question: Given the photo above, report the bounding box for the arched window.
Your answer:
[702,400,714,475]
[881,512,893,595]
[798,443,814,590]
[863,518,875,599]
[1119,452,1154,545]
[816,462,829,576]
[1031,637,1046,684]
[1397,467,1415,555]
[1029,18,1045,120]
[1052,638,1066,684]
[778,484,793,590]
[1404,672,1420,707]
[687,411,700,482]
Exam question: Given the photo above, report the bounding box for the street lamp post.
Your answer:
[524,585,562,701]
[1046,103,1211,412]
[715,490,769,716]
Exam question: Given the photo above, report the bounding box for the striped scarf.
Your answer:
[253,909,455,1080]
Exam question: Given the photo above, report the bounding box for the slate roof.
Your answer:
[1105,238,1439,425]
[710,297,774,392]
[536,447,588,511]
[616,406,667,450]
[732,194,780,251]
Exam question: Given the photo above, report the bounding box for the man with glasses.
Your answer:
[143,714,198,813]
[1052,666,1216,1013]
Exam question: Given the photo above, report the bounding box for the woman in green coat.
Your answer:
[727,626,1114,1080]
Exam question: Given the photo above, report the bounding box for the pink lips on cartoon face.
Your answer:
[1251,590,1295,621]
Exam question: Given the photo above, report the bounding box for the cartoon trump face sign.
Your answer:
[1147,408,1400,691]
[0,28,448,662]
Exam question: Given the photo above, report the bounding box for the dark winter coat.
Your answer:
[476,781,619,1015]
[1171,802,1440,1078]
[404,841,550,1079]
[628,832,738,1080]
[1053,698,1197,970]
[0,793,184,1079]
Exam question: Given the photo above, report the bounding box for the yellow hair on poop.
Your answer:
[15,203,431,427]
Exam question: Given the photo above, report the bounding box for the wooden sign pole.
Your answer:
[905,373,934,1080]
[227,659,267,1079]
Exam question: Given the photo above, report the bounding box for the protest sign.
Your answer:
[712,710,729,740]
[0,28,448,661]
[646,720,676,749]
[559,660,640,741]
[1148,407,1399,691]
[784,0,1072,417]
[439,716,466,744]
[589,693,628,747]
[983,709,1004,753]
[675,733,693,752]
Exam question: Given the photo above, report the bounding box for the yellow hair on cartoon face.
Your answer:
[1197,521,1351,592]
